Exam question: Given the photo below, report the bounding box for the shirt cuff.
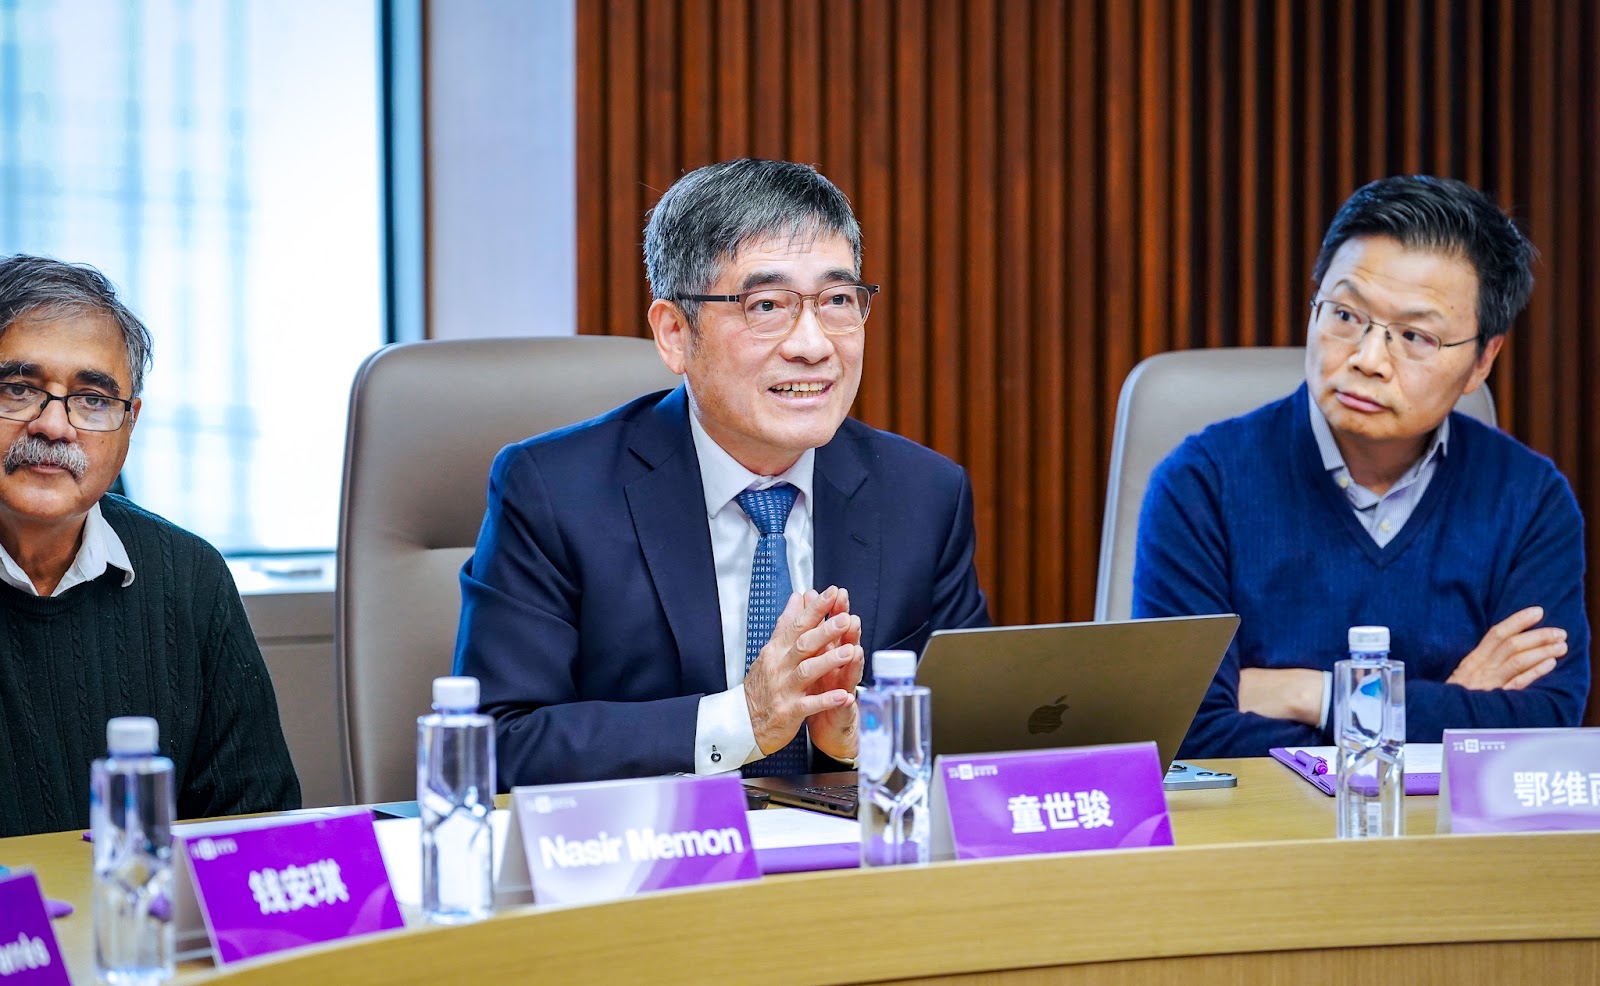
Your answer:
[694,684,762,773]
[1318,671,1333,730]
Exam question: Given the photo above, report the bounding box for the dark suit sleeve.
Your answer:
[455,444,702,787]
[933,470,991,632]
[1133,441,1322,757]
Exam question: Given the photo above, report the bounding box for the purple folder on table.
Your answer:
[754,843,859,874]
[1269,747,1440,796]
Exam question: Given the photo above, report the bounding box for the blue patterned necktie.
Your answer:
[736,483,810,777]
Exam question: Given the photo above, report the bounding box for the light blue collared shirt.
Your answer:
[1308,399,1449,548]
[1306,400,1447,726]
[0,501,135,597]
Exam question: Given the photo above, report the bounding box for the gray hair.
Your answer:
[643,159,863,326]
[0,255,154,396]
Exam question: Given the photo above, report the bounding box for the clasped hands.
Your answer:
[1238,605,1570,724]
[744,585,863,762]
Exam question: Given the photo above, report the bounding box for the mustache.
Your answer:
[4,435,89,479]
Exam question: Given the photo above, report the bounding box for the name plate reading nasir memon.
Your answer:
[505,774,759,905]
[930,742,1174,860]
[1440,728,1600,834]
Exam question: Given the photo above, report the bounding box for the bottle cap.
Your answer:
[1348,625,1390,651]
[107,716,159,756]
[872,650,917,680]
[433,676,480,710]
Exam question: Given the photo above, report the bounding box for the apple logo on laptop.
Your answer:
[1028,695,1070,734]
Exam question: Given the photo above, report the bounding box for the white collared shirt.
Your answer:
[0,501,136,597]
[687,395,816,775]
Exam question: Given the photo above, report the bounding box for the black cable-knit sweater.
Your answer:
[0,495,301,836]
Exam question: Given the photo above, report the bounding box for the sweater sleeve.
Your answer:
[1132,439,1324,757]
[1401,468,1591,739]
[180,558,303,818]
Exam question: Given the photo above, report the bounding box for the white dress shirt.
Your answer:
[0,501,136,596]
[687,404,815,774]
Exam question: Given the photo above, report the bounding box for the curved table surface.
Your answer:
[6,757,1597,985]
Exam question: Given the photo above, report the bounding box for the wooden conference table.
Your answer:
[7,758,1599,985]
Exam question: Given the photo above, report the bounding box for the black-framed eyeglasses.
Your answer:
[676,283,880,338]
[0,382,133,431]
[1310,298,1482,363]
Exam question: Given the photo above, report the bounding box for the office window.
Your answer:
[0,0,382,552]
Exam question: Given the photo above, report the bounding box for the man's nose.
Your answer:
[27,396,77,440]
[1349,324,1393,373]
[780,301,833,360]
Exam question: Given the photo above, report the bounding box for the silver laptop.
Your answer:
[919,614,1238,765]
[747,614,1238,815]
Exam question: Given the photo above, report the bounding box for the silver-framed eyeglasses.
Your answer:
[0,382,133,431]
[676,283,880,338]
[1310,298,1481,363]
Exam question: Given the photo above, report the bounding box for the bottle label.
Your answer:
[178,810,404,964]
[504,774,760,906]
[0,872,69,985]
[928,743,1173,860]
[857,697,892,777]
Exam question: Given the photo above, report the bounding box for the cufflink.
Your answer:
[710,746,722,764]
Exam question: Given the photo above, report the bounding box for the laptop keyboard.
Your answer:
[801,784,857,801]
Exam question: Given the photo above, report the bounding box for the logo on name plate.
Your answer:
[191,837,239,862]
[532,795,579,815]
[949,763,999,781]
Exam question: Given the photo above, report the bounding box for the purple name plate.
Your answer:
[930,742,1174,860]
[0,872,70,985]
[179,810,404,964]
[507,774,758,905]
[1441,728,1600,834]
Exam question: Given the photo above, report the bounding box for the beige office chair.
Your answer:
[335,336,681,804]
[1093,346,1497,623]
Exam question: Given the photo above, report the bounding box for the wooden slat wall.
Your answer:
[577,0,1600,722]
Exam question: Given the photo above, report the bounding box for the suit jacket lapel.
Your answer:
[625,387,727,696]
[813,429,882,655]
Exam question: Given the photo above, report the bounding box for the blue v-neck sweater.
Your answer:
[1134,385,1590,759]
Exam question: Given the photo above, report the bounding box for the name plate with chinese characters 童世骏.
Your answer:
[929,742,1174,860]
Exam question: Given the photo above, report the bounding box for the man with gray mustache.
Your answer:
[7,434,89,477]
[0,254,300,837]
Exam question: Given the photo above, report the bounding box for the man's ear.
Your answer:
[1461,334,1505,395]
[127,397,141,431]
[648,299,691,376]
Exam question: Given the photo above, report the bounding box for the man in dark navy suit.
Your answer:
[455,159,990,786]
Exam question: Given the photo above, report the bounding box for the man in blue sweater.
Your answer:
[1134,175,1590,759]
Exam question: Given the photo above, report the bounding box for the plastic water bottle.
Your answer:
[1334,626,1405,838]
[858,650,932,867]
[91,716,175,985]
[418,676,495,923]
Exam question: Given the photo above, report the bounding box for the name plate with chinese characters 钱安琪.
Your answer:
[1439,728,1600,834]
[928,742,1174,860]
[173,809,404,965]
